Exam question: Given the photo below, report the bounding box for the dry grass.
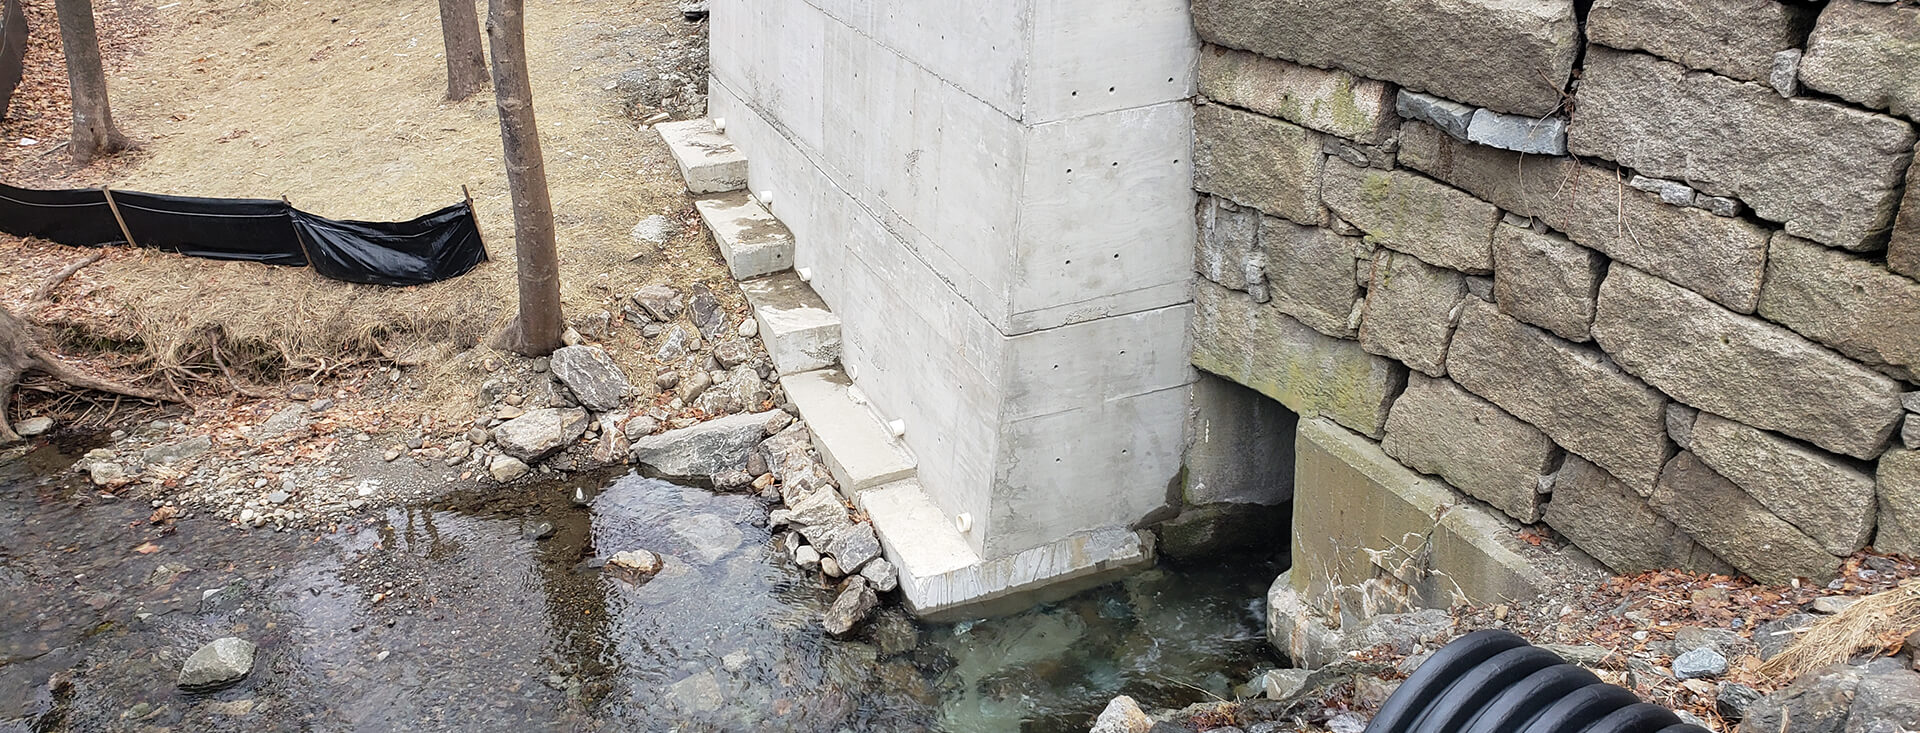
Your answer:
[1758,580,1920,680]
[0,0,744,425]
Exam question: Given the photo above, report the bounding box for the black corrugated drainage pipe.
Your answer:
[1364,629,1715,733]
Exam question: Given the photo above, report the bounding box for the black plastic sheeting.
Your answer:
[0,183,488,286]
[292,204,488,287]
[1365,630,1713,733]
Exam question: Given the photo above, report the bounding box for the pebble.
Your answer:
[794,545,821,571]
[266,490,291,505]
[1810,596,1859,614]
[1673,647,1728,680]
[737,319,757,337]
[820,555,843,578]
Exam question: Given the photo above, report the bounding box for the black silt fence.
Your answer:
[0,183,488,287]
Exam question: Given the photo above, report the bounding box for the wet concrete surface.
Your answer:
[1,437,1280,732]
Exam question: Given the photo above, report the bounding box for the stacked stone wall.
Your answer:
[1188,0,1920,595]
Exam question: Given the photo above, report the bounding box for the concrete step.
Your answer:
[859,479,1157,622]
[694,191,795,280]
[741,272,841,376]
[656,119,748,194]
[780,369,915,492]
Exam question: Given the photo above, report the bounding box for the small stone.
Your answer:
[1395,90,1475,140]
[1810,596,1859,614]
[88,462,125,486]
[709,469,753,492]
[523,521,555,540]
[622,416,659,441]
[676,371,712,403]
[630,214,673,244]
[384,447,404,462]
[1261,668,1312,701]
[819,522,883,573]
[1673,646,1728,680]
[549,346,633,412]
[859,557,898,592]
[178,637,256,691]
[793,545,821,571]
[266,490,290,505]
[488,455,530,482]
[1717,682,1763,722]
[1691,195,1742,218]
[641,323,663,339]
[1465,108,1568,155]
[821,576,878,637]
[820,555,843,577]
[607,549,664,575]
[1770,49,1802,98]
[15,417,53,437]
[736,319,758,337]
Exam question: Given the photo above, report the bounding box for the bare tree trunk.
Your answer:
[437,0,486,101]
[53,0,127,165]
[486,0,564,356]
[0,304,171,443]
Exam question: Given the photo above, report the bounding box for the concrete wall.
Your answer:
[1187,0,1920,610]
[708,0,1201,559]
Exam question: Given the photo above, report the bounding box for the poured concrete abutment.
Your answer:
[707,0,1200,614]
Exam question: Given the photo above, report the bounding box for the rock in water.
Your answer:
[178,637,256,692]
[608,550,664,577]
[493,408,591,461]
[1090,695,1153,733]
[821,576,878,637]
[629,410,781,480]
[669,514,744,564]
[549,346,632,412]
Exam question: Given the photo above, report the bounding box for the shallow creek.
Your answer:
[1,438,1280,732]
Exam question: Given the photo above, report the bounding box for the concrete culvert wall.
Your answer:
[1188,0,1920,630]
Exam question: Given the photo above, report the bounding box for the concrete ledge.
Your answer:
[1292,417,1603,609]
[693,192,795,280]
[780,369,916,492]
[859,479,1156,622]
[656,119,748,194]
[740,272,841,376]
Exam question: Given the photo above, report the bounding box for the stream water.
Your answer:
[1,437,1281,732]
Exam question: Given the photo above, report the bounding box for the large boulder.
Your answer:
[630,410,783,481]
[493,408,591,462]
[548,346,632,412]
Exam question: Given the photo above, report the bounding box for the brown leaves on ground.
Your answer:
[0,0,152,183]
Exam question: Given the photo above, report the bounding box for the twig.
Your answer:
[31,251,106,302]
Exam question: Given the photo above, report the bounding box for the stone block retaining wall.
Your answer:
[1187,0,1920,597]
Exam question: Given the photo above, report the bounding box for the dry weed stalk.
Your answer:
[1758,580,1920,680]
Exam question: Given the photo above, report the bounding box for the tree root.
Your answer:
[30,251,106,302]
[1,304,174,442]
